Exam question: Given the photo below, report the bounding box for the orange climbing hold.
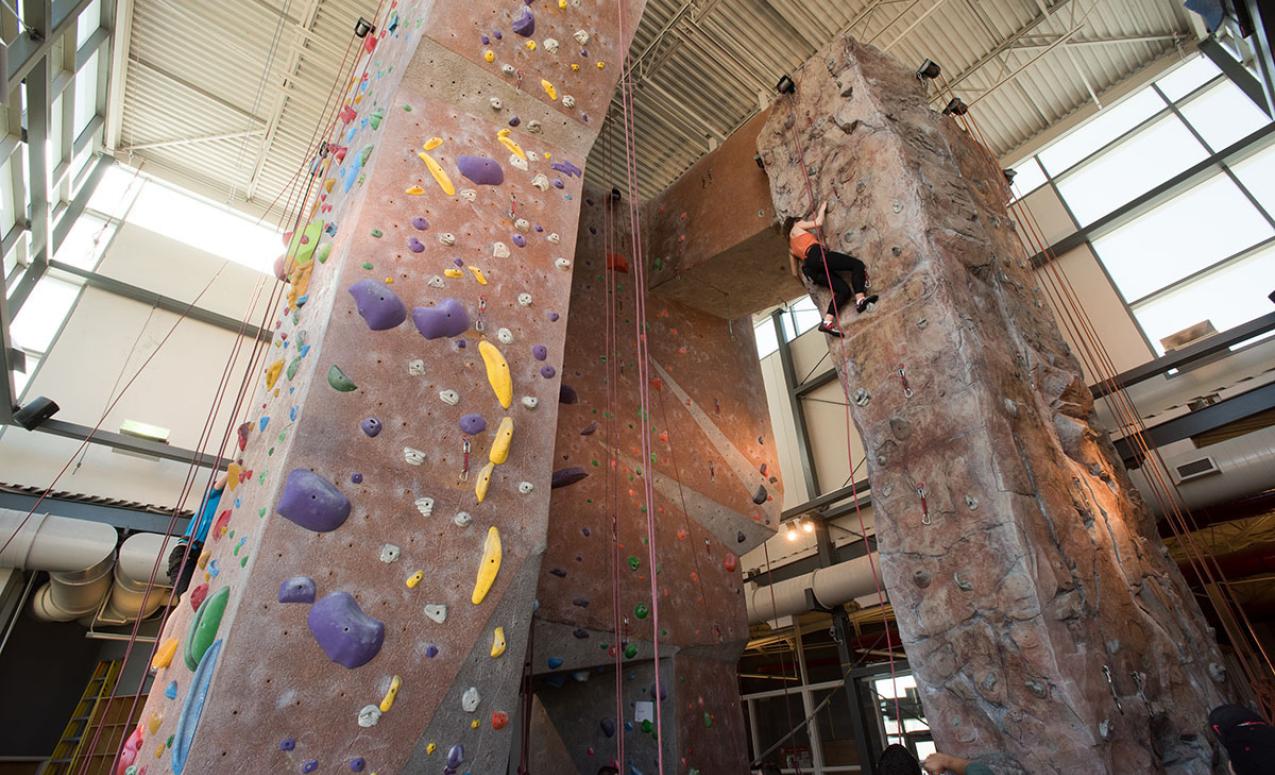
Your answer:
[606,253,629,273]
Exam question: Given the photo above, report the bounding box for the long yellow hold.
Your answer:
[491,627,507,658]
[541,79,558,100]
[467,266,488,285]
[423,136,443,151]
[471,526,502,605]
[478,340,512,409]
[417,151,456,196]
[152,638,178,670]
[496,130,526,161]
[265,359,284,389]
[475,461,495,504]
[490,417,514,465]
[380,675,402,713]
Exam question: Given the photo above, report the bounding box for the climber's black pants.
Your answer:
[802,245,866,317]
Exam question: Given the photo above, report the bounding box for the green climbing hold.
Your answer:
[703,712,712,728]
[258,507,266,517]
[592,460,600,467]
[166,735,173,749]
[286,219,324,266]
[371,228,384,238]
[627,555,640,571]
[640,720,653,734]
[369,108,385,129]
[362,261,374,270]
[654,257,664,271]
[286,356,302,381]
[184,585,229,670]
[240,556,248,567]
[634,603,649,619]
[624,643,638,659]
[316,243,332,264]
[327,365,358,392]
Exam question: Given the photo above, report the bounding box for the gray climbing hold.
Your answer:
[852,388,870,407]
[424,604,447,623]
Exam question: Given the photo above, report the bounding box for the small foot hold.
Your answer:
[818,321,843,337]
[856,295,879,314]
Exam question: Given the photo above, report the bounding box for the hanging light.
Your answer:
[915,59,942,81]
[785,524,799,542]
[354,16,375,38]
[803,521,814,534]
[776,74,796,95]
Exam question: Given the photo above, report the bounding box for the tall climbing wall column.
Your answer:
[526,185,781,774]
[757,38,1230,773]
[129,1,643,773]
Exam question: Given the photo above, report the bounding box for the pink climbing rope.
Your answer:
[603,129,626,770]
[780,94,907,737]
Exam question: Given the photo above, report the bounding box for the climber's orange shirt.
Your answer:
[790,232,818,260]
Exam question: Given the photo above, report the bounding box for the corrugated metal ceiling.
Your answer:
[111,0,1199,217]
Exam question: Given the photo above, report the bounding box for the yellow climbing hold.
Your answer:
[475,461,495,504]
[497,130,526,161]
[324,178,335,193]
[467,266,488,285]
[490,417,514,465]
[265,359,284,389]
[444,267,464,279]
[225,462,242,492]
[379,675,402,713]
[525,40,536,51]
[471,719,481,729]
[423,137,443,151]
[418,152,456,196]
[597,61,606,69]
[147,712,163,735]
[405,185,425,196]
[541,79,558,100]
[406,570,424,589]
[426,743,437,755]
[484,49,495,63]
[571,63,580,71]
[558,0,566,8]
[478,340,512,409]
[491,627,507,658]
[471,526,502,605]
[152,637,179,670]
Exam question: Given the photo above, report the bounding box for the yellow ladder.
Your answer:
[45,659,122,774]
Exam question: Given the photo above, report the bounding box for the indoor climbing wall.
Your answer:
[756,38,1230,773]
[526,184,782,773]
[128,0,644,772]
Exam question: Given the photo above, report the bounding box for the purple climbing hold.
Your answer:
[459,414,487,435]
[572,597,589,607]
[559,384,577,404]
[424,643,439,658]
[493,29,502,39]
[446,745,464,769]
[511,6,534,36]
[349,758,366,773]
[551,467,588,489]
[352,472,364,484]
[456,340,467,350]
[412,299,470,339]
[573,628,589,639]
[532,344,548,361]
[737,530,747,543]
[452,257,465,267]
[582,527,591,537]
[548,311,560,322]
[512,234,526,248]
[278,576,316,604]
[541,365,556,379]
[281,738,297,751]
[601,718,616,738]
[412,216,429,230]
[361,417,382,437]
[752,485,768,505]
[456,155,504,186]
[509,116,521,127]
[480,33,490,44]
[549,568,566,578]
[552,178,564,189]
[588,226,598,235]
[550,160,582,178]
[348,279,406,331]
[302,760,319,774]
[276,469,351,532]
[307,592,385,669]
[534,224,543,232]
[580,421,598,436]
[407,236,425,253]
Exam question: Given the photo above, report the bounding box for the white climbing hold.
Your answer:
[489,96,503,110]
[547,232,561,244]
[379,544,401,563]
[526,151,539,162]
[562,95,575,108]
[460,188,477,203]
[427,275,445,288]
[543,38,559,54]
[531,174,551,191]
[517,293,533,306]
[514,218,530,233]
[408,359,425,376]
[358,705,382,728]
[518,481,534,494]
[509,154,528,172]
[574,29,590,45]
[493,242,510,259]
[453,511,472,527]
[521,396,539,409]
[554,258,571,270]
[404,447,426,466]
[462,687,481,712]
[424,604,448,623]
[527,120,542,134]
[439,232,456,246]
[497,328,514,344]
[439,389,460,405]
[415,497,435,517]
[501,64,516,76]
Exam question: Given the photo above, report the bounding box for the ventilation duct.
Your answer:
[1131,423,1275,513]
[746,553,881,625]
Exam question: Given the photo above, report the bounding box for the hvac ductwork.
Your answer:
[0,509,173,624]
[747,553,881,624]
[1131,424,1275,513]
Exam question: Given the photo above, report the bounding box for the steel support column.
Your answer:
[1200,35,1273,116]
[774,309,821,499]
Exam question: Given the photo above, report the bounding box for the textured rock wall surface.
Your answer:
[524,183,781,773]
[130,0,643,772]
[757,37,1229,774]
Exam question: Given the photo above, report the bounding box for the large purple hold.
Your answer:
[456,155,504,186]
[347,279,406,331]
[551,467,588,489]
[459,414,487,435]
[307,592,385,668]
[550,160,582,178]
[601,718,616,738]
[276,469,351,532]
[531,344,548,361]
[447,745,464,768]
[511,6,534,36]
[278,576,316,603]
[412,299,469,339]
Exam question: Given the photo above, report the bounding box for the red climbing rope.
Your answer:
[779,93,908,739]
[603,127,626,771]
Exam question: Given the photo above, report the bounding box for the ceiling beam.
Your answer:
[120,129,265,153]
[3,0,99,95]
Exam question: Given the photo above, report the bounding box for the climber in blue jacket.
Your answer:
[166,469,229,596]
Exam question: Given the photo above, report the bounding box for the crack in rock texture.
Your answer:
[757,37,1230,774]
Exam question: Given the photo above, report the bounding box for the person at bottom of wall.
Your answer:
[922,751,1028,775]
[166,469,230,597]
[786,200,879,338]
[878,744,922,775]
[1210,703,1275,775]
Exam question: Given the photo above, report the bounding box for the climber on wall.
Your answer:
[785,200,878,337]
[166,469,230,597]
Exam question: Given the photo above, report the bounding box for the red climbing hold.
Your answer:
[211,509,232,541]
[606,253,629,273]
[339,105,357,124]
[364,33,378,53]
[491,711,509,730]
[237,422,251,451]
[189,582,208,611]
[650,377,663,392]
[723,553,738,572]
